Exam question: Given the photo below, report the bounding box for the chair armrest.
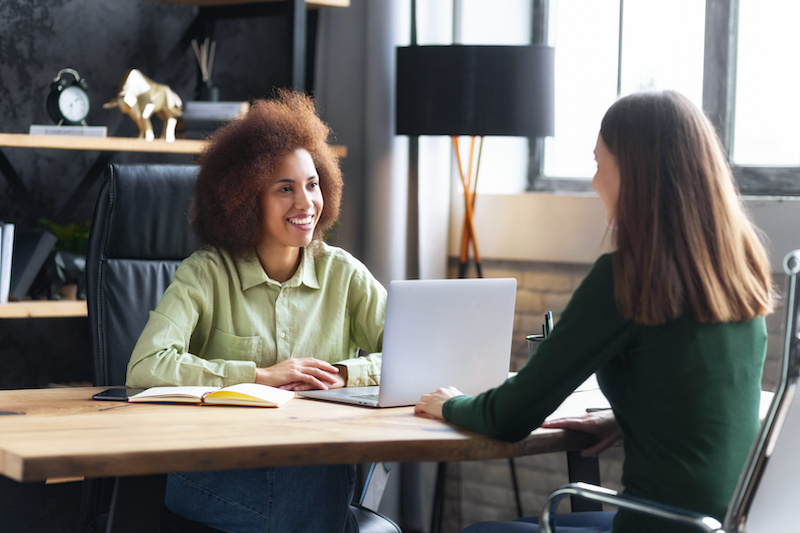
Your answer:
[539,482,724,533]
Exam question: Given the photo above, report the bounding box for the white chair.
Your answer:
[540,249,800,533]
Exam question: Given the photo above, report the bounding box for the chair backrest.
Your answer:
[86,164,199,386]
[724,249,800,532]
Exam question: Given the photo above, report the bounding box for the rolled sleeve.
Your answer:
[337,353,382,387]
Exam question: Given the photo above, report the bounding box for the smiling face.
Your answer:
[259,148,323,254]
[592,133,621,227]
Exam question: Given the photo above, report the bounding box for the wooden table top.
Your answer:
[0,386,603,483]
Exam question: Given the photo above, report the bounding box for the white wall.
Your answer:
[450,193,800,273]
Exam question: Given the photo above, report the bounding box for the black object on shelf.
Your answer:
[9,230,58,301]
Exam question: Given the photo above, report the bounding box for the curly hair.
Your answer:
[189,90,343,256]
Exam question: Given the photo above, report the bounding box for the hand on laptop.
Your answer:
[414,386,464,420]
[256,358,343,391]
[283,365,347,391]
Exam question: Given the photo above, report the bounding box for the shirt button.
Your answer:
[280,332,286,339]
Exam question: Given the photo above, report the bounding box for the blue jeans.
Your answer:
[164,464,358,533]
[461,512,615,533]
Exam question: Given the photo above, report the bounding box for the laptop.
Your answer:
[298,277,516,407]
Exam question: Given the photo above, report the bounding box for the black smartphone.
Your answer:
[92,388,145,401]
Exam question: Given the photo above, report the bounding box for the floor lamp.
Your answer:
[396,44,555,279]
[396,44,555,531]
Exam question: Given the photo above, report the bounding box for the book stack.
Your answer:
[0,222,14,303]
[180,101,249,140]
[0,224,59,303]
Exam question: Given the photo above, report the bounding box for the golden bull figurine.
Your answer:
[104,69,182,142]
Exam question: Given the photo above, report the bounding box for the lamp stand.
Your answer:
[453,136,526,522]
[453,136,484,278]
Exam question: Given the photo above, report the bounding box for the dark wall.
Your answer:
[0,0,298,389]
[0,0,295,229]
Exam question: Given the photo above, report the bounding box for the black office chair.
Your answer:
[85,163,399,533]
[540,249,800,533]
[86,164,200,389]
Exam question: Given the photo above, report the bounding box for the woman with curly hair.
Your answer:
[416,91,774,533]
[127,90,385,532]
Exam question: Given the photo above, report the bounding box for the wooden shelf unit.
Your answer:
[0,134,203,154]
[0,133,346,157]
[154,0,350,7]
[0,0,350,312]
[1,0,349,224]
[0,300,87,318]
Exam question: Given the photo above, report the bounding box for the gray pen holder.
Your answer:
[526,334,544,360]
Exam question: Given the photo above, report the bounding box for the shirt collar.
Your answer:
[297,246,321,289]
[237,247,321,291]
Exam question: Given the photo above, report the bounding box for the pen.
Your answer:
[544,311,554,338]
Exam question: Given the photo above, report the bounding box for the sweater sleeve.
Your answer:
[443,254,633,442]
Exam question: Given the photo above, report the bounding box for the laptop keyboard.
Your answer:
[352,393,379,401]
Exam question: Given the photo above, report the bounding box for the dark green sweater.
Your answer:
[444,253,766,532]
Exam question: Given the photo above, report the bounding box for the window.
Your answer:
[544,0,706,180]
[733,0,800,166]
[544,0,619,179]
[420,0,798,195]
[537,0,799,194]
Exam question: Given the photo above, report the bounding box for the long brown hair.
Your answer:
[190,90,343,256]
[601,90,773,324]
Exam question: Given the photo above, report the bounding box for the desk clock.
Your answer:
[46,68,90,126]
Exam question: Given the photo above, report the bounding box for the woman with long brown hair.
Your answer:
[415,90,774,533]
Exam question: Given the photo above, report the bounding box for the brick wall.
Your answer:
[435,258,785,532]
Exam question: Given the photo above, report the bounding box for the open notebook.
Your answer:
[299,277,516,407]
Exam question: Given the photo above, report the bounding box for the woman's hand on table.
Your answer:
[256,358,344,391]
[541,409,621,457]
[414,386,464,420]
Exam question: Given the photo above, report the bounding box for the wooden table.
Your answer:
[0,386,603,483]
[0,386,605,532]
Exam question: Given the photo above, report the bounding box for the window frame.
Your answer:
[529,0,800,195]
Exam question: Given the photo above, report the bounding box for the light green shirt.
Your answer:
[127,241,386,388]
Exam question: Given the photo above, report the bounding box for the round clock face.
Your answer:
[58,85,90,124]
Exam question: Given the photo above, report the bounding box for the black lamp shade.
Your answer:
[396,45,555,137]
